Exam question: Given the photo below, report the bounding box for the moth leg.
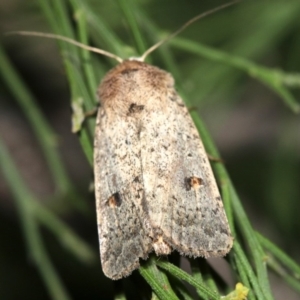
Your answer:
[84,105,99,118]
[72,103,99,133]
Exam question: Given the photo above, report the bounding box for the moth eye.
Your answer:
[128,103,145,114]
[107,192,122,208]
[184,176,203,191]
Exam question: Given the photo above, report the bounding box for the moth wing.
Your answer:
[141,93,233,257]
[94,109,152,280]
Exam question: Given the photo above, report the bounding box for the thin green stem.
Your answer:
[117,0,147,55]
[170,37,300,113]
[140,258,179,300]
[0,45,71,196]
[233,242,268,300]
[39,0,95,165]
[156,260,220,300]
[256,232,300,277]
[0,138,71,300]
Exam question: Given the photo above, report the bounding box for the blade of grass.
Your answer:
[169,275,195,300]
[0,45,72,196]
[0,138,71,300]
[170,37,300,113]
[233,241,267,300]
[117,0,147,55]
[198,260,219,294]
[264,253,300,294]
[38,0,96,165]
[71,0,126,58]
[32,200,96,263]
[189,259,209,300]
[74,9,98,103]
[133,5,183,82]
[257,232,300,279]
[230,186,273,300]
[156,260,220,300]
[140,257,179,300]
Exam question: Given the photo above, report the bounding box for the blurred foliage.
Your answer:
[0,0,300,299]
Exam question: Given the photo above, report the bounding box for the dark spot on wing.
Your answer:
[107,192,122,208]
[204,227,215,237]
[184,176,203,191]
[133,176,140,183]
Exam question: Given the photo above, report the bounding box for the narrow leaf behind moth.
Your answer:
[11,1,236,281]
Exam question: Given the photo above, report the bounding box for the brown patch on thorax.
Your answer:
[97,60,174,116]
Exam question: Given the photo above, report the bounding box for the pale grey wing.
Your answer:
[140,94,232,258]
[94,109,152,280]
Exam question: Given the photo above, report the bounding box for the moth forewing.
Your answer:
[94,60,233,279]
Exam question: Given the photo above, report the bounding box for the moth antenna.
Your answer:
[140,0,240,62]
[6,31,123,63]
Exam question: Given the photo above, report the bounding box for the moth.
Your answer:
[13,1,236,281]
[94,59,233,279]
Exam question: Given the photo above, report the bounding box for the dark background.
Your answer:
[0,0,300,299]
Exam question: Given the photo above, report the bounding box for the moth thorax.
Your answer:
[98,60,174,112]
